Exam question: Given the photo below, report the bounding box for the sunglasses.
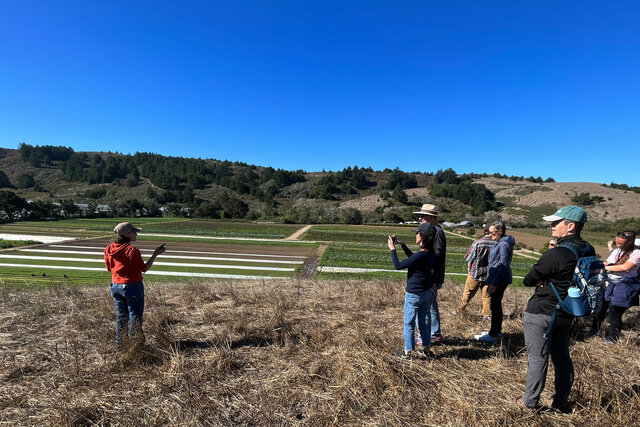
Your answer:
[617,231,634,239]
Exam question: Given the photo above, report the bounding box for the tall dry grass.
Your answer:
[1,278,639,426]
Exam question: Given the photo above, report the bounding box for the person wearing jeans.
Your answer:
[104,222,165,344]
[403,289,433,354]
[110,281,145,341]
[411,204,446,342]
[389,222,436,359]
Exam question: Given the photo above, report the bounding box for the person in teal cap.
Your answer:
[520,206,595,412]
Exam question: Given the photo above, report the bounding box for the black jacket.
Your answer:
[433,224,447,285]
[524,234,595,317]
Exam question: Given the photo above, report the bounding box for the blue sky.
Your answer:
[1,1,639,185]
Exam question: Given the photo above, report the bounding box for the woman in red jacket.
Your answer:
[104,222,165,343]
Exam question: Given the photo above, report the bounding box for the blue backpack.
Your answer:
[542,242,606,354]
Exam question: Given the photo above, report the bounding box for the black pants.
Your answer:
[607,305,629,340]
[489,285,507,337]
[592,300,610,332]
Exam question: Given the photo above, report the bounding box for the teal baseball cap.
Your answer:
[542,206,587,223]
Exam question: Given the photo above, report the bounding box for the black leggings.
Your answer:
[592,301,609,332]
[489,285,506,337]
[607,305,629,340]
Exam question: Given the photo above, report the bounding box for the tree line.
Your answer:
[1,144,579,225]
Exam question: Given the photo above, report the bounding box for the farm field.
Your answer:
[304,225,538,284]
[0,219,318,285]
[0,218,303,239]
[0,220,555,286]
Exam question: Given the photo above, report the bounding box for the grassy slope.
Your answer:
[1,278,638,425]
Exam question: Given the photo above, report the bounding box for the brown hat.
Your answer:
[412,203,439,217]
[113,222,141,235]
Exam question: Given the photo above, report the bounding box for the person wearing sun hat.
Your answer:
[520,206,595,412]
[412,204,447,342]
[104,222,166,345]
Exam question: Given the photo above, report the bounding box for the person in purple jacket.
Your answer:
[388,222,436,360]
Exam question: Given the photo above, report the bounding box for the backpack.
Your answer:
[541,241,606,354]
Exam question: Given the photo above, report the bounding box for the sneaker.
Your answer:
[396,349,411,360]
[416,347,435,360]
[603,338,616,346]
[477,334,499,343]
[431,335,442,343]
[515,397,537,411]
[473,331,489,340]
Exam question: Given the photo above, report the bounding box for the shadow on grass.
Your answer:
[172,335,274,352]
[435,333,525,360]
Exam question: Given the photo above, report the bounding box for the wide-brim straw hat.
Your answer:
[412,203,439,217]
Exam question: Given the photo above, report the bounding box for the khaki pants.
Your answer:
[458,275,491,317]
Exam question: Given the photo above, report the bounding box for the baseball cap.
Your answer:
[113,222,141,235]
[411,222,436,235]
[542,206,587,223]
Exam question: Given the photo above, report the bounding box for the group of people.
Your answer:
[390,204,640,413]
[389,204,517,359]
[102,206,638,415]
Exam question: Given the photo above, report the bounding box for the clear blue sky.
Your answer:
[1,1,639,185]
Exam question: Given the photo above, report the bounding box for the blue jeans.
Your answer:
[430,286,442,337]
[110,282,145,341]
[403,289,433,350]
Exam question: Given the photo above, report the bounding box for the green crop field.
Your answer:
[140,219,302,239]
[0,220,543,287]
[305,225,536,284]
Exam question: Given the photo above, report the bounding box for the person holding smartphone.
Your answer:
[389,223,436,360]
[104,222,166,345]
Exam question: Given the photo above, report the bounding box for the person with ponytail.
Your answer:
[596,231,640,344]
[388,222,436,360]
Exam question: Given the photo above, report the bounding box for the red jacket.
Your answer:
[104,242,147,284]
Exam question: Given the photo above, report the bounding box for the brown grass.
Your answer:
[1,278,639,426]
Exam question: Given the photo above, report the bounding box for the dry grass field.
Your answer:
[2,278,640,426]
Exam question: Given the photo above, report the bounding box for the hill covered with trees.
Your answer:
[1,144,639,231]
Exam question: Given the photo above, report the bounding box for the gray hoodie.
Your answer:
[486,235,516,287]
